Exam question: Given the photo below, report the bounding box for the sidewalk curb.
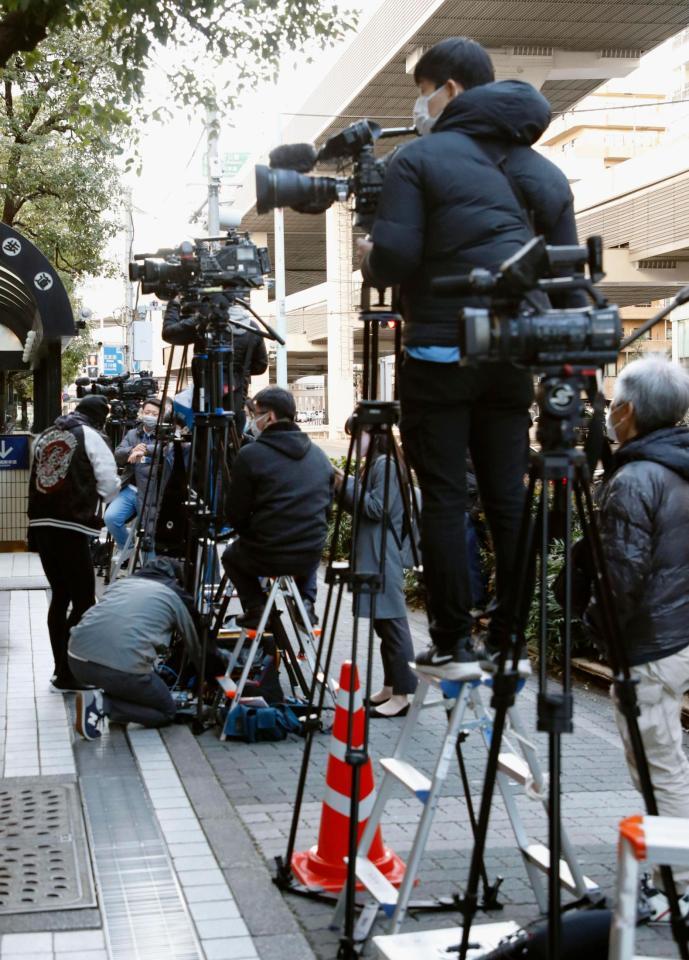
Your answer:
[161,725,317,960]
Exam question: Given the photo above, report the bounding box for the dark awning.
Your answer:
[0,223,75,370]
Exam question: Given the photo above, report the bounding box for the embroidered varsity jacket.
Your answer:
[27,412,120,537]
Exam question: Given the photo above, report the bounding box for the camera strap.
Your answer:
[471,137,535,234]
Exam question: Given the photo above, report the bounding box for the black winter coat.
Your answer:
[591,427,689,666]
[226,422,334,571]
[27,412,120,538]
[367,81,579,348]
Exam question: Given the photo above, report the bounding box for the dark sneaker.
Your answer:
[478,636,532,677]
[414,641,481,681]
[75,691,105,740]
[640,873,689,923]
[236,607,265,630]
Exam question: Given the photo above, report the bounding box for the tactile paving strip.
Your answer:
[0,780,96,914]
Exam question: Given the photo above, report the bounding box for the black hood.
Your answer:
[54,412,91,431]
[257,421,311,460]
[433,80,552,146]
[615,426,689,482]
[133,557,195,614]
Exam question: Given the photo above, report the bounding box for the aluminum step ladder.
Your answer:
[217,575,337,732]
[332,668,598,936]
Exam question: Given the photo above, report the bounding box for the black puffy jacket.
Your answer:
[226,422,334,571]
[591,427,689,665]
[367,81,579,347]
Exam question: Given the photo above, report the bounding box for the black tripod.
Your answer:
[455,366,689,960]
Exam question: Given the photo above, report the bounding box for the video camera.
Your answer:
[255,120,416,230]
[431,236,621,368]
[75,370,158,424]
[128,230,271,302]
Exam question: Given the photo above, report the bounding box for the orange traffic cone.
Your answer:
[291,660,406,892]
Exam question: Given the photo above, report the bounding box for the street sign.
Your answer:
[102,345,125,376]
[222,151,250,179]
[0,435,29,470]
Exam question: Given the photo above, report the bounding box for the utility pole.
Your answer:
[274,112,288,387]
[207,109,221,239]
[123,187,135,372]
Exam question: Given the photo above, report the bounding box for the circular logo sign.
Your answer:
[1,237,21,257]
[34,271,54,291]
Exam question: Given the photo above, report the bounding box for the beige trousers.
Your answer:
[611,644,689,889]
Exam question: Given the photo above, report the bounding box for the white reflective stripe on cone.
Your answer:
[336,688,363,713]
[324,785,376,821]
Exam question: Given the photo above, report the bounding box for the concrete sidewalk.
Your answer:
[0,556,314,960]
[0,554,684,958]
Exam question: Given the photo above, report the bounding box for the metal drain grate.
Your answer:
[0,780,96,914]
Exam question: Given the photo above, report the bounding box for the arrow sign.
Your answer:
[0,435,28,469]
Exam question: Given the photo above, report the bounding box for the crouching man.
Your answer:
[591,356,689,920]
[69,558,200,739]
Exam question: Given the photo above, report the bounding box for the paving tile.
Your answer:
[196,918,249,939]
[53,930,105,951]
[202,938,258,960]
[0,932,53,951]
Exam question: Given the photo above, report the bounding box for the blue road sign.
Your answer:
[0,435,29,470]
[102,345,125,376]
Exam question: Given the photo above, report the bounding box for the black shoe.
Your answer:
[236,607,265,630]
[302,601,319,627]
[414,640,481,681]
[369,703,409,719]
[478,636,532,677]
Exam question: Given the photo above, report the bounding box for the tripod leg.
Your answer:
[454,730,503,910]
[456,467,539,960]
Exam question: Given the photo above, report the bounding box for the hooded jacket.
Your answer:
[226,421,334,569]
[27,412,120,537]
[591,426,689,665]
[367,81,579,347]
[68,557,201,674]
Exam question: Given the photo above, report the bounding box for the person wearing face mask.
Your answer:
[582,356,689,921]
[221,386,333,628]
[104,397,164,559]
[356,37,582,681]
[27,395,120,692]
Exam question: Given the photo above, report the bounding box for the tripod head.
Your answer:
[535,365,600,455]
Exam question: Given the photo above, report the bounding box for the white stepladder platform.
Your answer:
[373,920,521,959]
[332,667,598,938]
[609,814,689,960]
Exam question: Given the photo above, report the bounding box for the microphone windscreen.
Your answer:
[269,143,317,173]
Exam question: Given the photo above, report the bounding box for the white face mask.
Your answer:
[413,92,439,137]
[605,409,618,443]
[142,414,158,431]
[248,411,269,438]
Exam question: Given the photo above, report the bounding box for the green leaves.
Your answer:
[0,0,358,114]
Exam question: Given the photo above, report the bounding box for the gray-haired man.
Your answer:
[592,356,689,920]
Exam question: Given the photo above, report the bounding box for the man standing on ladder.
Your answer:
[358,37,582,679]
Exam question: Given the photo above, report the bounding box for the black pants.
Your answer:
[33,528,96,684]
[375,618,418,695]
[70,657,176,727]
[400,355,532,651]
[222,540,319,612]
